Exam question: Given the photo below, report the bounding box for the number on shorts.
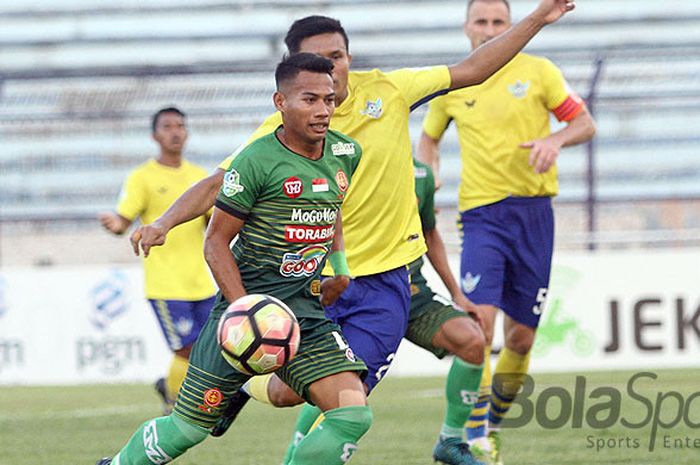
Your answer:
[332,331,349,350]
[532,287,548,315]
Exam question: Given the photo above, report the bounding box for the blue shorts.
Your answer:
[324,266,411,392]
[459,197,554,328]
[148,296,216,351]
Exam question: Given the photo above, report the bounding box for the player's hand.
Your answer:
[453,294,484,328]
[97,211,122,234]
[320,275,350,307]
[130,221,168,257]
[533,0,576,25]
[521,137,561,174]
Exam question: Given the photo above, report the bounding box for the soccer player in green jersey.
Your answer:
[96,53,371,465]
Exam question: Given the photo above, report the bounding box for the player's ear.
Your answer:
[273,91,285,112]
[347,52,353,66]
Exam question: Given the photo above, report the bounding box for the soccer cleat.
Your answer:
[210,390,251,437]
[95,458,112,465]
[433,437,486,465]
[467,436,491,462]
[488,430,503,465]
[154,377,174,415]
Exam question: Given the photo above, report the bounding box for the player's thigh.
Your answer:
[502,197,554,329]
[459,207,508,308]
[173,298,249,429]
[275,317,367,405]
[149,299,204,351]
[405,297,466,359]
[325,267,411,392]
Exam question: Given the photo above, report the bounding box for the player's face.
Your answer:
[298,33,352,104]
[465,0,511,49]
[275,71,336,145]
[152,112,187,154]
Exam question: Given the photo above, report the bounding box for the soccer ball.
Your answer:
[217,294,300,375]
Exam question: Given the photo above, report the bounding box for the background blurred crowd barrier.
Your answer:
[2,0,700,267]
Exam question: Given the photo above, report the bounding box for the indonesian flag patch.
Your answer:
[312,178,329,193]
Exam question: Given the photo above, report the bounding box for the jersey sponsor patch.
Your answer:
[284,224,335,243]
[335,169,348,192]
[279,245,328,277]
[222,169,245,197]
[312,178,330,192]
[283,176,303,199]
[414,166,428,179]
[331,141,356,156]
[360,98,383,119]
[291,208,337,223]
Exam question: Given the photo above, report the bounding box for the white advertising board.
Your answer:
[1,249,699,385]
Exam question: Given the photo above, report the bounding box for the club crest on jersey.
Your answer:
[331,141,356,156]
[360,98,383,119]
[283,176,303,199]
[508,80,530,99]
[335,169,349,192]
[280,245,328,277]
[222,169,245,197]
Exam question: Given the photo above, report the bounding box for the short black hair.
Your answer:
[275,53,334,90]
[467,0,511,17]
[151,107,186,133]
[284,15,349,54]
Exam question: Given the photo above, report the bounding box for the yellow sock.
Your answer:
[490,347,531,428]
[166,355,189,402]
[246,374,273,405]
[466,345,492,440]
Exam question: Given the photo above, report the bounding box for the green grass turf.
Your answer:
[1,368,699,464]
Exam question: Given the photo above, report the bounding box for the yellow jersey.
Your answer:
[422,53,584,212]
[219,66,451,276]
[117,159,216,300]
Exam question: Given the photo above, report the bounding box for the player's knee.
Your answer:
[505,328,535,355]
[334,405,373,438]
[443,318,485,365]
[268,377,304,407]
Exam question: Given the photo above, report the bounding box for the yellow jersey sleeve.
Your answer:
[541,58,585,122]
[385,66,451,108]
[217,113,283,170]
[116,168,146,221]
[421,95,451,140]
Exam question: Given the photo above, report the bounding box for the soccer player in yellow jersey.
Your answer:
[417,1,596,463]
[130,3,576,463]
[98,107,216,414]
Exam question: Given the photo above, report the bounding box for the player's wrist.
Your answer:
[328,251,350,276]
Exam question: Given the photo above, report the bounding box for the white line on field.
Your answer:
[1,403,154,421]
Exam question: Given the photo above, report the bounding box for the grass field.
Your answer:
[1,368,699,465]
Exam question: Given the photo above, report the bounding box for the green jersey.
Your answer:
[409,159,437,311]
[215,128,362,318]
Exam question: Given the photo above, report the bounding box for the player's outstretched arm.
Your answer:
[521,105,596,174]
[97,211,132,235]
[204,207,247,302]
[448,0,575,90]
[417,132,443,191]
[130,169,226,257]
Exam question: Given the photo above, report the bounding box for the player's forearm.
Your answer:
[204,237,246,303]
[424,228,462,300]
[550,108,597,148]
[448,14,545,90]
[417,132,441,176]
[159,170,224,231]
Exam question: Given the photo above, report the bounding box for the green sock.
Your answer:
[112,415,208,465]
[441,358,484,440]
[289,405,373,465]
[281,403,323,465]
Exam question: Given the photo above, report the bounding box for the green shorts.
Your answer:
[173,296,366,429]
[405,296,468,359]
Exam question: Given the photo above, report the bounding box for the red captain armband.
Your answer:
[552,93,585,122]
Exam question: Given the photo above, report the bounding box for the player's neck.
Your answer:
[335,86,349,107]
[156,151,183,168]
[276,127,324,160]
